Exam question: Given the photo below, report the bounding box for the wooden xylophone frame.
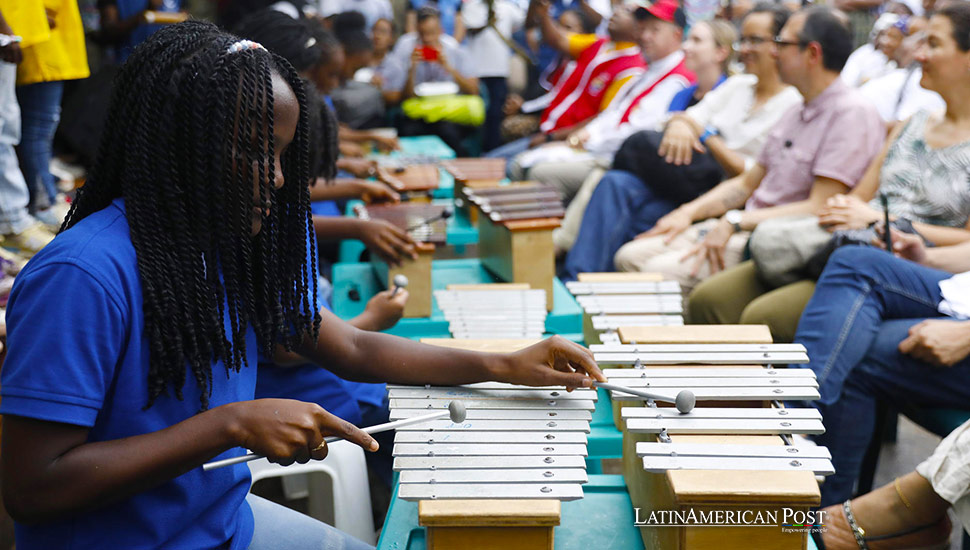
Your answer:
[467,184,564,311]
[605,325,822,550]
[441,158,508,224]
[369,241,436,318]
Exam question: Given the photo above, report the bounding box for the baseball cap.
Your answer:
[631,0,687,28]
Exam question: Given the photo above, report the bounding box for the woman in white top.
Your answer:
[559,2,802,281]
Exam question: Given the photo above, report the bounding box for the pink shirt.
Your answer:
[748,78,884,210]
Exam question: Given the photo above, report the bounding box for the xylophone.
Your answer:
[353,203,440,318]
[377,163,440,201]
[389,338,594,550]
[434,284,547,339]
[465,184,566,311]
[568,273,685,345]
[598,324,828,550]
[440,158,507,223]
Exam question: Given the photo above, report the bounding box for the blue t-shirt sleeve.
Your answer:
[1,262,125,427]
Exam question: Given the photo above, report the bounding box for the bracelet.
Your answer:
[894,477,913,510]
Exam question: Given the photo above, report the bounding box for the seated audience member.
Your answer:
[840,12,904,87]
[320,0,394,31]
[612,6,883,294]
[370,17,404,104]
[460,0,526,151]
[689,3,970,342]
[793,235,970,508]
[859,28,944,123]
[407,0,463,36]
[486,2,645,160]
[554,17,739,261]
[332,14,387,129]
[499,9,597,141]
[384,6,480,156]
[509,0,695,204]
[819,421,966,549]
[559,4,802,280]
[98,0,185,62]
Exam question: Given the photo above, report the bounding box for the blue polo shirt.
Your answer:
[1,199,256,550]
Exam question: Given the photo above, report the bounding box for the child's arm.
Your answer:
[295,308,605,389]
[2,400,377,523]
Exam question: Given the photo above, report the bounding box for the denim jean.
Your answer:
[559,169,677,282]
[484,135,531,164]
[247,494,374,550]
[16,80,64,210]
[792,246,970,505]
[0,63,32,235]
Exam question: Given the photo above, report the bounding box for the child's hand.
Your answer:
[359,289,409,331]
[496,336,605,391]
[227,399,379,465]
[359,219,418,265]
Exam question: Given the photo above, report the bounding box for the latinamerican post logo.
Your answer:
[634,508,827,534]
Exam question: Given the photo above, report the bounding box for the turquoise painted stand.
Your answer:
[331,259,582,341]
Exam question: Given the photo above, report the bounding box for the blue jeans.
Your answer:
[559,169,676,282]
[484,135,532,164]
[16,81,64,210]
[793,246,970,505]
[0,63,31,234]
[247,494,374,550]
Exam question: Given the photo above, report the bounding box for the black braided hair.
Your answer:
[234,11,341,180]
[62,21,321,410]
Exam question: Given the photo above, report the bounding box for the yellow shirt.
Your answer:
[11,0,90,86]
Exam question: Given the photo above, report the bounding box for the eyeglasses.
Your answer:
[773,36,806,48]
[735,35,773,48]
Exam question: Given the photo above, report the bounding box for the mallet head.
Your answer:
[448,400,467,423]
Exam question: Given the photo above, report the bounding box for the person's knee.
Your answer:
[687,278,729,324]
[825,245,886,279]
[740,300,797,343]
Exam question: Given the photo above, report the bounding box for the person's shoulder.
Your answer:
[723,73,757,89]
[23,201,136,291]
[835,85,884,121]
[440,34,461,49]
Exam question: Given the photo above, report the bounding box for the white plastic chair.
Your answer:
[248,439,376,544]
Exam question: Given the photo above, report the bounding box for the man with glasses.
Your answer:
[613,6,884,295]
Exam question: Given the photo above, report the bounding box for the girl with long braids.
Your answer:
[0,21,603,550]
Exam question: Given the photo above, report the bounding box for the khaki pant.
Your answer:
[508,155,601,204]
[613,218,749,295]
[687,260,817,343]
[552,166,606,253]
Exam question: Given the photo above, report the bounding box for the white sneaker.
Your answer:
[0,222,55,257]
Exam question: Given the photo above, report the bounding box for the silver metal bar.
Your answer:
[389,408,592,421]
[387,388,596,401]
[566,281,682,295]
[623,418,825,435]
[602,377,818,388]
[608,387,820,401]
[410,382,589,391]
[395,419,591,432]
[620,407,822,420]
[591,315,685,329]
[397,483,584,501]
[594,352,809,365]
[606,367,815,378]
[577,295,683,305]
[582,303,683,315]
[393,431,588,444]
[398,468,589,484]
[392,443,588,456]
[389,398,596,410]
[393,455,588,471]
[640,457,834,475]
[590,343,807,353]
[636,442,831,458]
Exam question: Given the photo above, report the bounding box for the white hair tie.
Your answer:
[227,39,266,54]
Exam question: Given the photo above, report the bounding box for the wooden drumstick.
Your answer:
[391,274,409,297]
[203,401,467,471]
[594,382,695,414]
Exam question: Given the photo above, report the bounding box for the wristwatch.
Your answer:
[724,209,743,233]
[699,125,720,145]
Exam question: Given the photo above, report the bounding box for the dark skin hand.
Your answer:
[0,9,22,64]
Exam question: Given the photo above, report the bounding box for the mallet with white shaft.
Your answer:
[204,400,467,471]
[391,274,408,297]
[593,382,695,414]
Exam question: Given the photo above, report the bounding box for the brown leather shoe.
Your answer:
[819,501,952,550]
